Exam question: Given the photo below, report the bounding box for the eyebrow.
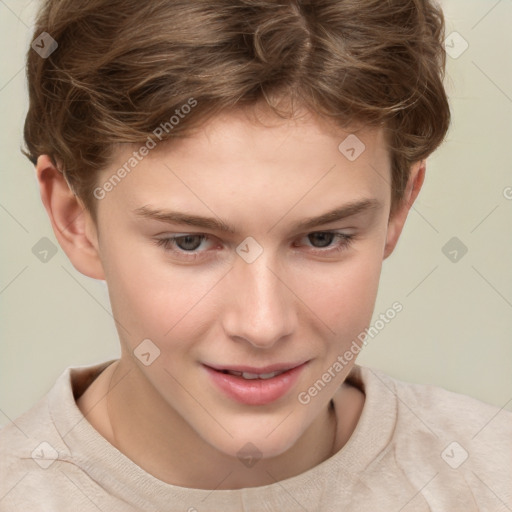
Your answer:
[132,198,381,234]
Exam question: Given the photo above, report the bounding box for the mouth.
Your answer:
[219,369,288,380]
[206,360,306,379]
[203,361,309,405]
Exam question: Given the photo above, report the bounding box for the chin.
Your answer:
[201,420,302,461]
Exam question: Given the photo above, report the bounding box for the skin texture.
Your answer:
[36,105,425,490]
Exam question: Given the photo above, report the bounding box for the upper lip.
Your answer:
[204,361,308,374]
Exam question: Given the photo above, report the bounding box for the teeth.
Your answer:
[241,372,260,380]
[258,372,280,380]
[224,370,285,379]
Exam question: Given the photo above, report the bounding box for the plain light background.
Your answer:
[1,0,511,428]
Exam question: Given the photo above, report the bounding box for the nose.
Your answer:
[221,251,295,349]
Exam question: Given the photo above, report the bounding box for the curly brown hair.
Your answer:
[23,0,450,222]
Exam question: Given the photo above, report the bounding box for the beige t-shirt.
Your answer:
[0,360,510,511]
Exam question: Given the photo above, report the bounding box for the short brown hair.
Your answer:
[23,0,450,221]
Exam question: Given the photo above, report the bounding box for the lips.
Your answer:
[203,361,308,405]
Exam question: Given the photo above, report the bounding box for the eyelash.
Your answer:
[154,231,355,260]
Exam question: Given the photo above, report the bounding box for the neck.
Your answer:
[79,357,363,490]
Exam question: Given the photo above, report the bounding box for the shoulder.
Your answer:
[356,366,512,509]
[0,391,69,509]
[356,365,511,432]
[0,361,118,510]
[378,368,512,442]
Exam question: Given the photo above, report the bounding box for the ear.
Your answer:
[35,155,106,280]
[383,160,426,260]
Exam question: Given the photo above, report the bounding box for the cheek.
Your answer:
[102,242,224,351]
[293,248,383,341]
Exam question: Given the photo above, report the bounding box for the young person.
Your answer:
[1,0,510,510]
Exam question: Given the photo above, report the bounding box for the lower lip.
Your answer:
[203,363,307,406]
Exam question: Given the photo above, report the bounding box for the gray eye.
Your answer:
[175,235,205,251]
[307,232,335,248]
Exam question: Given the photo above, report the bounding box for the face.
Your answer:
[84,106,404,459]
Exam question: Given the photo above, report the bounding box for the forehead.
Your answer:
[97,107,391,228]
[165,106,387,165]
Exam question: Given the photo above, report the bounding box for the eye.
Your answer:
[298,231,355,254]
[154,234,213,259]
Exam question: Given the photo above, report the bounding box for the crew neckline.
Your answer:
[47,360,397,511]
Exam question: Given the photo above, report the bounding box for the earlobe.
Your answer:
[383,160,426,260]
[35,155,106,280]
